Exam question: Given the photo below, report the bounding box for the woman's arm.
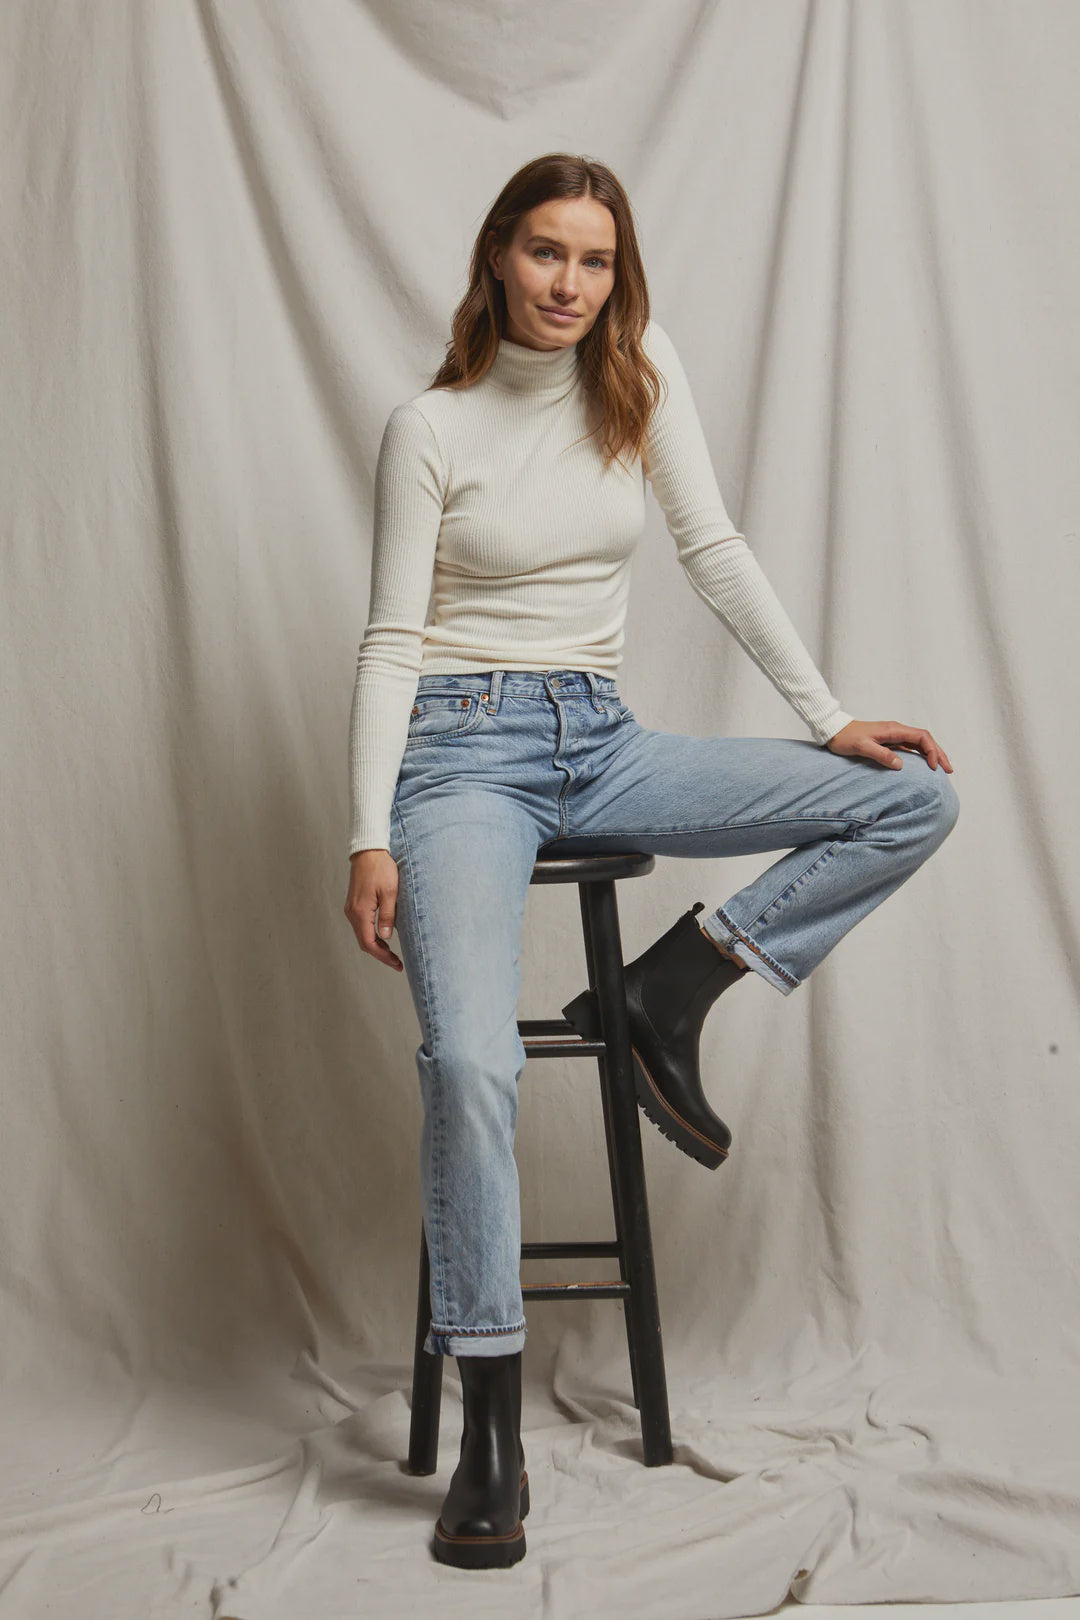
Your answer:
[347,400,446,857]
[640,318,854,745]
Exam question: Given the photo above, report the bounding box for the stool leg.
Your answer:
[578,890,643,1415]
[582,881,674,1467]
[406,1221,443,1474]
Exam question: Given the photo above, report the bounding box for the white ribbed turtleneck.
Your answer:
[485,334,582,394]
[348,319,852,855]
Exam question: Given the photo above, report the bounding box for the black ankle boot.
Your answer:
[561,902,747,1170]
[433,1350,526,1569]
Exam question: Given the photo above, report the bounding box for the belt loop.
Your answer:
[485,670,502,714]
[586,670,603,712]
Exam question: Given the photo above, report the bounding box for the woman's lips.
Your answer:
[539,307,580,323]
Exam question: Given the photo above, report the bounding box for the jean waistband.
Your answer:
[414,669,618,700]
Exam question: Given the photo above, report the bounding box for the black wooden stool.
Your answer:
[406,846,674,1471]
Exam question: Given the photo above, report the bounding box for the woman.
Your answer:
[344,153,957,1569]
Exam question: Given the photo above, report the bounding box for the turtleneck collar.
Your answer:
[487,334,582,395]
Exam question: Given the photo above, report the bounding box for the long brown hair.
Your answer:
[429,153,663,472]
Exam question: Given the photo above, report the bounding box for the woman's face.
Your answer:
[488,196,617,351]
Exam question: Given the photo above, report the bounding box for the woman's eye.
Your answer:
[534,248,609,270]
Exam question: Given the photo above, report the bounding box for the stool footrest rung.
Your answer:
[522,1240,620,1260]
[518,1018,571,1036]
[522,1281,630,1300]
[519,1017,605,1057]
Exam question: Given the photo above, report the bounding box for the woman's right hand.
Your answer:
[345,849,403,971]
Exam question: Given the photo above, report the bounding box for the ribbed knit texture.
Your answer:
[348,319,853,855]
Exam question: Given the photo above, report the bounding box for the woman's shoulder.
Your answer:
[376,387,457,457]
[371,394,454,488]
[381,379,473,443]
[383,387,441,428]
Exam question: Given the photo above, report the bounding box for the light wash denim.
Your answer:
[387,669,959,1357]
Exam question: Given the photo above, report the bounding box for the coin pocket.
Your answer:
[405,692,487,745]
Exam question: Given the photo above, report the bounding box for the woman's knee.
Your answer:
[430,1035,522,1122]
[899,753,960,844]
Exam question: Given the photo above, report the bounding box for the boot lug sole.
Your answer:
[632,1049,729,1169]
[433,1517,527,1568]
[561,989,730,1170]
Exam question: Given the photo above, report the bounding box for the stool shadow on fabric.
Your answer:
[405,846,674,1473]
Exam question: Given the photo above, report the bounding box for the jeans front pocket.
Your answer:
[404,691,488,747]
[601,695,635,725]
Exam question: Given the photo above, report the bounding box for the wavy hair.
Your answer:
[428,153,663,472]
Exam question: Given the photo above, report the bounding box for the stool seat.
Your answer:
[406,844,674,1473]
[531,847,655,884]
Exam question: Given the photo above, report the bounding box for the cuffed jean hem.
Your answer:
[424,1320,528,1358]
[701,907,800,997]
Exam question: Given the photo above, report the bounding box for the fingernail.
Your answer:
[380,924,391,937]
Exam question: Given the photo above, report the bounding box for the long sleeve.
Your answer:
[347,402,447,856]
[641,320,853,745]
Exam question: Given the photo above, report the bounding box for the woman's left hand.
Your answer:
[826,719,953,773]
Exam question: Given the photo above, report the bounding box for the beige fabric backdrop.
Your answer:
[3,1,1079,1616]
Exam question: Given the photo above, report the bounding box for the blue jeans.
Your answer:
[388,670,958,1357]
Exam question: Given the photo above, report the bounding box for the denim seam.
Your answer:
[713,907,800,989]
[431,1318,528,1341]
[551,814,874,841]
[392,801,450,1329]
[473,693,612,705]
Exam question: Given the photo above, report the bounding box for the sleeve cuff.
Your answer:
[810,709,855,746]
